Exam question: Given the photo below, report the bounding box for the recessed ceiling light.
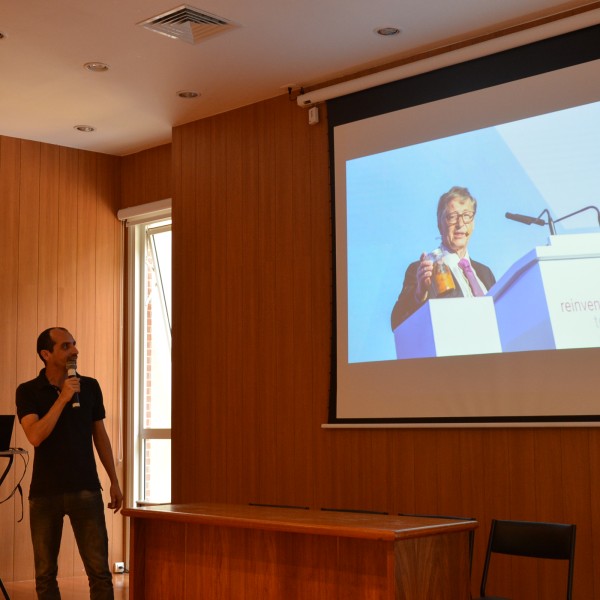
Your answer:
[177,90,200,99]
[84,62,109,72]
[74,125,96,133]
[375,27,401,37]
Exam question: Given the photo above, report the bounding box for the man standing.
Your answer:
[16,327,122,600]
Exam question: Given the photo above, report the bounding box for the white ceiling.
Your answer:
[1,0,598,156]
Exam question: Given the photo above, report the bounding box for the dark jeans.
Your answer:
[29,490,114,600]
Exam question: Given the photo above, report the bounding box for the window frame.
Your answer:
[119,199,172,508]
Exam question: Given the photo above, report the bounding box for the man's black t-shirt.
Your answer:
[16,369,106,498]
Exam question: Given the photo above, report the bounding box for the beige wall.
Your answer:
[0,136,124,581]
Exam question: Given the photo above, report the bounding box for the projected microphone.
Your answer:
[505,212,545,226]
[66,357,80,408]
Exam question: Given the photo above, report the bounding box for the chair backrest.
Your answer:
[479,519,576,599]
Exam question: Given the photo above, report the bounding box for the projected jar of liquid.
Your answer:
[428,249,455,296]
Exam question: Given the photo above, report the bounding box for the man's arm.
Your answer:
[19,378,79,447]
[391,257,432,330]
[92,420,123,512]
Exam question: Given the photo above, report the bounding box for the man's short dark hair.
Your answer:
[37,327,68,364]
[436,186,477,233]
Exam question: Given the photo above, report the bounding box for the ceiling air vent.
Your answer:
[139,5,238,44]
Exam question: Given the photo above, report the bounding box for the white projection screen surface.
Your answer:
[328,24,600,426]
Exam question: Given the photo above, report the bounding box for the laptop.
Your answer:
[0,415,15,452]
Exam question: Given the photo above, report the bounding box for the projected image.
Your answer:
[347,101,600,364]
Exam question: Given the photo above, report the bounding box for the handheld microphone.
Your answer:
[66,358,80,408]
[505,212,545,226]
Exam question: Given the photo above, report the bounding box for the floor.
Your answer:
[2,574,128,599]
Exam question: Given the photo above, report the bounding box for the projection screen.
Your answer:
[328,24,600,426]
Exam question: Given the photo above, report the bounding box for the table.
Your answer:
[122,503,477,599]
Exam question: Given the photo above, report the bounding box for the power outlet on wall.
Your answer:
[113,562,125,574]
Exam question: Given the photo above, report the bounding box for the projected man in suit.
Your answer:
[391,186,496,330]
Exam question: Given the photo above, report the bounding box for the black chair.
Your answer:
[474,519,576,600]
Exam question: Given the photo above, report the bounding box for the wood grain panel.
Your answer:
[124,506,474,599]
[0,136,123,584]
[57,147,79,326]
[0,136,21,586]
[120,144,171,209]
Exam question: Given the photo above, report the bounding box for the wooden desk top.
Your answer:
[122,502,477,542]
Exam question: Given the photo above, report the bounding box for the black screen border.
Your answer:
[327,24,600,426]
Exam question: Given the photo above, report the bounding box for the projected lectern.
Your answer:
[393,296,502,359]
[490,233,600,352]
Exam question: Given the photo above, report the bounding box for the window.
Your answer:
[139,223,171,502]
[119,200,172,506]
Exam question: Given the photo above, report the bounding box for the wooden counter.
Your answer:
[122,503,476,599]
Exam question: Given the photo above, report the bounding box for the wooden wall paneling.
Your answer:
[223,107,251,504]
[171,121,205,503]
[435,429,466,517]
[457,429,486,520]
[57,147,89,576]
[56,147,79,328]
[207,114,232,503]
[506,430,536,521]
[457,428,486,593]
[475,429,513,596]
[251,100,280,507]
[236,103,264,506]
[75,150,97,360]
[14,140,42,582]
[589,429,600,599]
[178,118,224,503]
[271,98,300,507]
[533,428,567,599]
[533,430,565,521]
[17,140,41,345]
[388,430,417,515]
[58,149,96,580]
[305,103,332,486]
[171,123,191,502]
[307,101,341,512]
[0,137,122,584]
[94,152,125,566]
[481,429,512,520]
[40,143,83,580]
[320,429,388,513]
[506,429,538,599]
[119,144,171,209]
[37,143,60,327]
[0,136,21,585]
[288,99,322,503]
[411,429,443,516]
[498,430,536,600]
[367,431,394,513]
[362,430,393,512]
[558,428,593,600]
[0,137,21,406]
